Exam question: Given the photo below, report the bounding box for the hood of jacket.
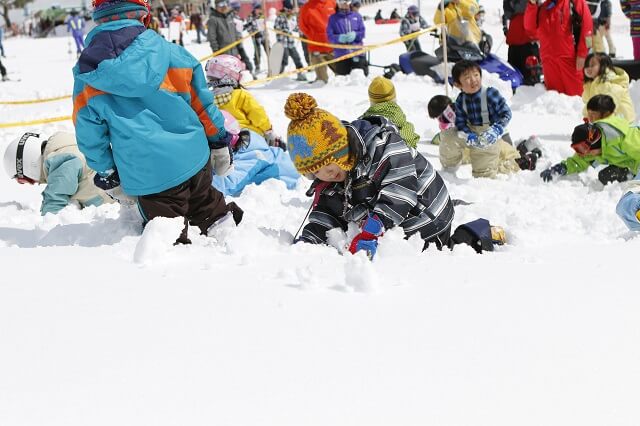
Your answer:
[74,20,170,98]
[606,67,631,88]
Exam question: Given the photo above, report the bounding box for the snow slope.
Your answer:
[1,1,639,425]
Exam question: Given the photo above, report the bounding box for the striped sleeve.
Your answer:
[300,190,348,244]
[487,87,512,128]
[190,62,226,145]
[372,134,419,229]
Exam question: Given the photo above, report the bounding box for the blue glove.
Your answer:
[540,163,568,182]
[479,124,504,146]
[94,169,120,191]
[348,214,384,259]
[338,31,356,43]
[616,191,640,231]
[466,133,482,148]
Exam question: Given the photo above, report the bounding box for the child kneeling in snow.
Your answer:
[447,60,527,178]
[360,76,420,149]
[427,95,542,173]
[541,95,640,185]
[3,131,113,215]
[205,54,285,150]
[285,92,455,257]
[72,0,242,244]
[616,176,640,231]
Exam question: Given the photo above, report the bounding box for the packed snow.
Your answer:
[1,0,639,425]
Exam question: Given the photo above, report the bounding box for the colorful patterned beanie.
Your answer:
[92,0,151,24]
[285,93,354,175]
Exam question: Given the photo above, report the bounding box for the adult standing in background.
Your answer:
[275,0,308,79]
[245,3,268,71]
[433,0,481,46]
[327,0,367,75]
[524,0,592,96]
[400,5,429,52]
[0,24,5,57]
[299,0,336,83]
[207,0,254,76]
[620,0,640,59]
[230,1,256,77]
[502,0,540,85]
[190,8,205,44]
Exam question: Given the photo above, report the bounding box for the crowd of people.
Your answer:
[2,0,640,255]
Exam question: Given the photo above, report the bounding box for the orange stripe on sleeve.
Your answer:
[160,68,192,93]
[72,86,106,125]
[190,89,219,138]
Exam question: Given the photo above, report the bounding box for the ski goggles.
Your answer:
[571,140,601,156]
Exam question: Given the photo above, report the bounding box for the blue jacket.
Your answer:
[616,176,640,231]
[327,10,365,58]
[66,15,84,35]
[72,20,226,196]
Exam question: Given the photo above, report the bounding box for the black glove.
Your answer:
[208,131,234,150]
[540,163,567,182]
[598,165,630,185]
[94,169,121,190]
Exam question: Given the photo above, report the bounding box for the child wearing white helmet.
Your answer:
[3,131,114,215]
[205,54,286,150]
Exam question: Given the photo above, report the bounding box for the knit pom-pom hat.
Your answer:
[368,76,396,104]
[285,93,353,175]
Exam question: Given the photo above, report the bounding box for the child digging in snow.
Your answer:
[541,95,640,185]
[447,60,528,177]
[73,0,243,244]
[360,76,420,149]
[3,131,114,215]
[285,92,462,259]
[427,94,542,174]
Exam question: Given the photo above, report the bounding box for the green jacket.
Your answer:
[361,101,420,148]
[563,115,640,175]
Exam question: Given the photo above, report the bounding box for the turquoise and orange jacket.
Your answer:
[72,19,226,196]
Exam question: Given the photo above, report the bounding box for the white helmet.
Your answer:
[3,132,45,182]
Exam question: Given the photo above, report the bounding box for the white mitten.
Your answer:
[210,146,234,176]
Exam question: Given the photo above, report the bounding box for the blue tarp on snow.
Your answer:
[212,130,299,197]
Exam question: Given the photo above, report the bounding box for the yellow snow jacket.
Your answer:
[218,88,272,135]
[583,67,636,124]
[433,0,482,45]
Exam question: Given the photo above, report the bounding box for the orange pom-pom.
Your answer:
[284,93,318,120]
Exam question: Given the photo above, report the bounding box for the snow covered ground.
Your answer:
[1,1,639,425]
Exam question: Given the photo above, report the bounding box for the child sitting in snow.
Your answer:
[582,52,635,123]
[616,175,640,231]
[2,131,114,215]
[541,95,640,185]
[427,94,541,174]
[360,76,420,149]
[449,60,521,178]
[205,54,285,150]
[285,92,455,257]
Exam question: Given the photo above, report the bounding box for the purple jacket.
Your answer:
[327,10,365,58]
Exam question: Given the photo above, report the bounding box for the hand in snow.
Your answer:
[465,133,483,148]
[540,163,567,182]
[349,214,384,260]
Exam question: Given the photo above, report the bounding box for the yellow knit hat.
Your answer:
[285,93,354,175]
[368,76,396,104]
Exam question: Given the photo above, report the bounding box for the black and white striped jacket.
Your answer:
[300,116,455,245]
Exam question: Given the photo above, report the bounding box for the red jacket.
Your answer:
[524,0,592,59]
[299,0,336,53]
[506,14,537,45]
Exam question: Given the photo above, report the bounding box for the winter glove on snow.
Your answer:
[598,165,630,185]
[264,130,287,151]
[348,214,384,260]
[94,169,121,191]
[478,124,504,147]
[209,132,235,176]
[540,163,568,182]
